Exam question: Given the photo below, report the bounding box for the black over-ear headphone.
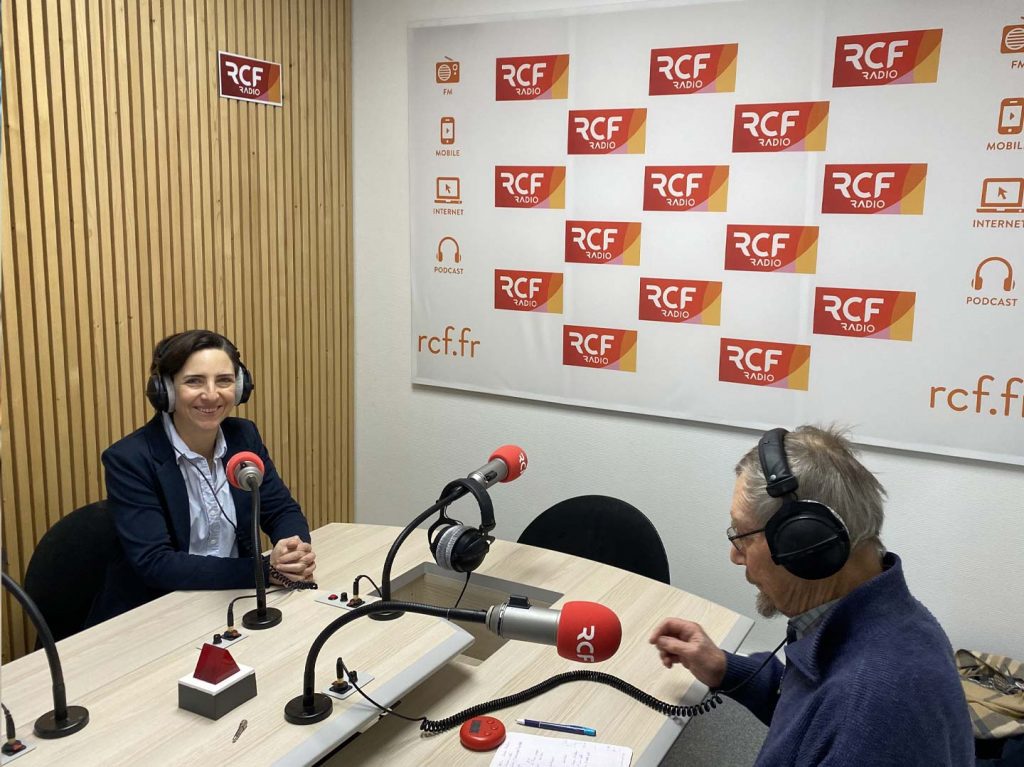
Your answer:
[757,428,850,580]
[145,332,254,413]
[427,478,495,573]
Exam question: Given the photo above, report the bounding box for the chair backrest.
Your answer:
[517,495,671,583]
[24,500,118,643]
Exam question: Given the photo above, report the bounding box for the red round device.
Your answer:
[459,715,506,751]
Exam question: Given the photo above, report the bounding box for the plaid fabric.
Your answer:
[957,649,1024,739]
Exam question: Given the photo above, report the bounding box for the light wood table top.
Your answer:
[1,523,751,766]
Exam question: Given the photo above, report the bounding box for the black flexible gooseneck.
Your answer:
[1,573,89,738]
[371,478,488,621]
[284,599,488,724]
[241,484,280,629]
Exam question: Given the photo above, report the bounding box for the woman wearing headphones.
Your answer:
[88,330,316,624]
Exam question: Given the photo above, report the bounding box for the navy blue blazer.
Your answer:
[88,415,311,625]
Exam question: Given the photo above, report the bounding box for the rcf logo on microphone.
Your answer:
[648,44,738,95]
[725,225,818,273]
[496,54,569,100]
[639,278,722,325]
[494,270,564,313]
[495,166,566,209]
[563,325,637,372]
[833,29,942,87]
[643,166,729,211]
[813,287,916,340]
[564,221,641,265]
[732,102,829,152]
[568,109,647,154]
[719,338,810,390]
[822,164,927,214]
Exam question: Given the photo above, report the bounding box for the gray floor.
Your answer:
[659,696,768,767]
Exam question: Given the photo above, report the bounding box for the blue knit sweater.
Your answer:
[720,553,974,766]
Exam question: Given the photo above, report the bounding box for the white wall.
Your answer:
[352,0,1024,657]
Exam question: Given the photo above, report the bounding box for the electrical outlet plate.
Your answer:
[0,740,36,765]
[314,592,380,611]
[195,632,247,651]
[324,670,375,700]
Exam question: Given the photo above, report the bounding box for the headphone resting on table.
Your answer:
[145,333,254,413]
[427,478,495,573]
[757,428,850,580]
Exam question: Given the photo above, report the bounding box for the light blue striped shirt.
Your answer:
[162,413,239,557]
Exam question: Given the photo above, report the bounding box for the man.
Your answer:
[650,425,973,766]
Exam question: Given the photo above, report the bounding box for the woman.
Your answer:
[88,330,316,624]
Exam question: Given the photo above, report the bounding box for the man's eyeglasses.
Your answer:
[727,525,765,551]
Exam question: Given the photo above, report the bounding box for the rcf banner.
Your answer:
[410,1,1023,466]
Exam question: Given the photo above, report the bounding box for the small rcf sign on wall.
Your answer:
[218,51,282,106]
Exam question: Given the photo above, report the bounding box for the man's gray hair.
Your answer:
[734,425,886,549]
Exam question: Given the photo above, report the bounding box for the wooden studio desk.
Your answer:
[1,524,751,766]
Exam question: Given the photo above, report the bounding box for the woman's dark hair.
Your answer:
[150,330,241,379]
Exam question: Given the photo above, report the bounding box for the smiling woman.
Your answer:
[85,330,318,626]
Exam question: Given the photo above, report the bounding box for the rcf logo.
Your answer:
[725,225,818,273]
[643,166,729,212]
[495,166,566,209]
[564,221,641,265]
[822,164,927,214]
[568,109,647,154]
[639,278,722,325]
[649,44,738,95]
[563,326,637,372]
[496,54,569,100]
[719,338,810,390]
[494,270,564,313]
[732,102,829,152]
[833,29,942,87]
[813,288,916,341]
[218,52,281,105]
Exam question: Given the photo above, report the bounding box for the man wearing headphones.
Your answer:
[88,330,316,624]
[650,425,972,766]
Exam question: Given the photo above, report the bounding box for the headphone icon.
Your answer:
[971,257,1015,292]
[437,236,461,263]
[757,428,851,581]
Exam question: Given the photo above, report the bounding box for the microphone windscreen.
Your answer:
[226,451,265,489]
[490,445,528,482]
[555,601,622,663]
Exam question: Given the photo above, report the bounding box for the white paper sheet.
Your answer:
[490,732,632,767]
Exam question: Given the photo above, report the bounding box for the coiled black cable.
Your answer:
[418,671,722,733]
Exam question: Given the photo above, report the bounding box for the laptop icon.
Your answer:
[977,177,1024,213]
[435,176,462,204]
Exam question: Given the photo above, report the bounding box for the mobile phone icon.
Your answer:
[441,116,455,145]
[998,98,1024,135]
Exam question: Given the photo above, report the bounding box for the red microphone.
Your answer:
[226,451,265,491]
[467,445,528,489]
[485,598,621,663]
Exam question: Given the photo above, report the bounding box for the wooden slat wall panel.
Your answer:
[1,0,353,662]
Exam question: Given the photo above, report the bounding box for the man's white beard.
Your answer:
[756,590,779,618]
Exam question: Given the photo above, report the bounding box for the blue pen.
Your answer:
[516,718,596,737]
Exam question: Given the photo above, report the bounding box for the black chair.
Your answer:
[517,495,671,583]
[24,501,118,643]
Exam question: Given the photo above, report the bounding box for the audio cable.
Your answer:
[333,635,788,734]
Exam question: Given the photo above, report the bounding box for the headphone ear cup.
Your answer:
[236,364,254,405]
[431,524,489,573]
[765,500,850,580]
[972,274,983,290]
[146,375,167,412]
